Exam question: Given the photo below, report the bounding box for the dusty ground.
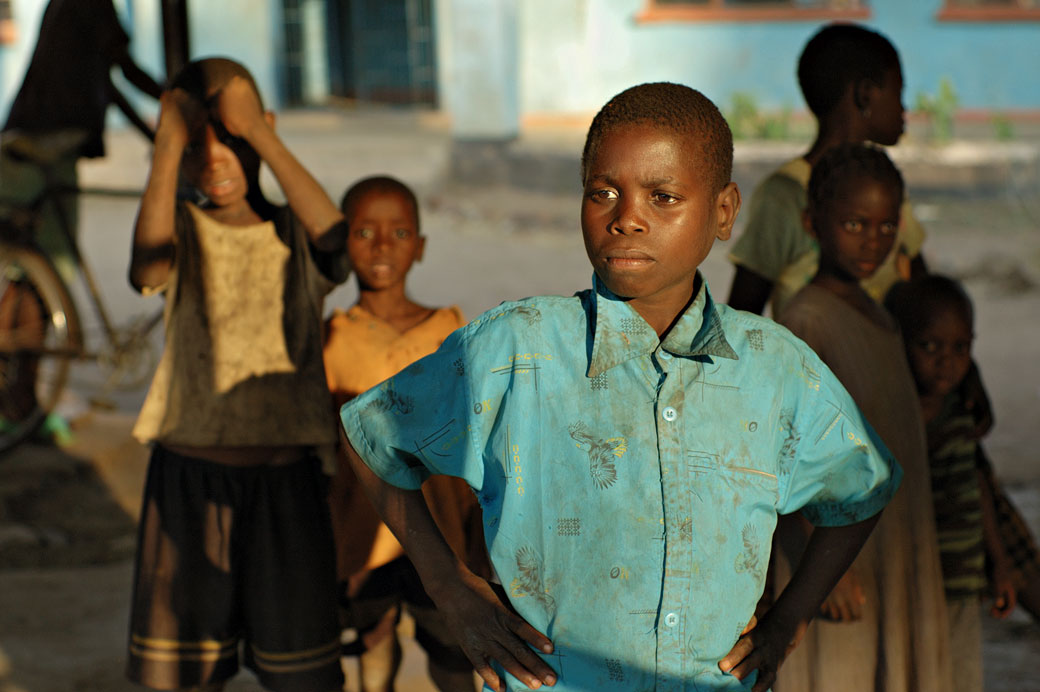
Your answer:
[1,111,1039,691]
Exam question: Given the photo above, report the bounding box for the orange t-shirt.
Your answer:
[323,304,487,579]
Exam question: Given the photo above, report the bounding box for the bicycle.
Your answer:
[0,137,162,453]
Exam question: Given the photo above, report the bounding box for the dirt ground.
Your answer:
[1,114,1039,691]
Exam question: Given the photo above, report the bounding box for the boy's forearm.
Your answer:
[241,125,346,253]
[341,433,465,597]
[770,513,880,632]
[130,140,182,291]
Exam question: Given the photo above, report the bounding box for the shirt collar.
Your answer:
[587,273,738,378]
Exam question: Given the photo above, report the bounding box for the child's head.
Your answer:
[340,176,424,293]
[806,143,903,283]
[579,83,740,327]
[798,23,904,145]
[171,57,270,212]
[885,276,974,399]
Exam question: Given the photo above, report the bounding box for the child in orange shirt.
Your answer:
[323,176,484,692]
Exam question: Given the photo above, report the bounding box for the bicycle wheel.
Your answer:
[0,243,81,453]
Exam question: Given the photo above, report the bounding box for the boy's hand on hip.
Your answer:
[718,611,805,692]
[215,75,268,141]
[431,569,556,691]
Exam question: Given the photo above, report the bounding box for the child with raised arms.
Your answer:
[776,143,952,692]
[323,175,486,692]
[338,83,902,692]
[126,57,348,692]
[886,275,1022,692]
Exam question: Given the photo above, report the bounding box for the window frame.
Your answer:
[636,0,871,23]
[936,1,1040,22]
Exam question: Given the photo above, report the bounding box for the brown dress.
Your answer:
[775,285,953,692]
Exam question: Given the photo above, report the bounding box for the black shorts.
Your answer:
[344,556,471,672]
[126,445,343,691]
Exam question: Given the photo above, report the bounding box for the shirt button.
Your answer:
[664,612,679,628]
[662,407,677,422]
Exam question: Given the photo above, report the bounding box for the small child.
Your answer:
[728,22,926,317]
[885,275,1018,692]
[322,175,485,692]
[338,83,902,692]
[125,58,348,692]
[776,143,953,692]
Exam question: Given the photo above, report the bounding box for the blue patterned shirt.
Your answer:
[341,275,901,691]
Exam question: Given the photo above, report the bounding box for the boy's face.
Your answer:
[581,123,739,324]
[347,189,424,292]
[181,120,252,209]
[908,307,973,398]
[867,66,905,146]
[810,176,900,283]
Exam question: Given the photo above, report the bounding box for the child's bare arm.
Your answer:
[341,434,557,692]
[719,513,880,692]
[129,90,196,292]
[978,463,1016,617]
[215,77,346,254]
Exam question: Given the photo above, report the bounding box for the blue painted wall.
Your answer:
[516,0,1040,118]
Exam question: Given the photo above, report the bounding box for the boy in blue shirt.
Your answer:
[339,83,901,692]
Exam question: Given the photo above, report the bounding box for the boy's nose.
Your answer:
[611,198,646,234]
[201,124,225,166]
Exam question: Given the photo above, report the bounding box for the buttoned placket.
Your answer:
[652,346,693,689]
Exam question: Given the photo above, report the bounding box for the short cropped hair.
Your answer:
[581,82,733,194]
[340,176,420,231]
[798,23,901,119]
[171,56,263,108]
[808,142,904,220]
[885,275,974,339]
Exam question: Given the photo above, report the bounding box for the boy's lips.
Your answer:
[602,249,654,268]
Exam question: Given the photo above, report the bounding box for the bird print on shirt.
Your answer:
[568,421,628,489]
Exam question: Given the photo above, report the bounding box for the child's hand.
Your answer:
[214,75,268,141]
[818,569,865,622]
[989,559,1017,618]
[430,569,556,691]
[718,612,806,692]
[155,88,201,151]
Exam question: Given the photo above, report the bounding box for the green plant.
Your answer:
[915,77,959,143]
[726,92,760,140]
[991,113,1015,141]
[725,93,792,140]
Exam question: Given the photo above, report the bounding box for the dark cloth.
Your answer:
[126,445,343,692]
[977,448,1040,590]
[343,556,472,672]
[3,0,130,158]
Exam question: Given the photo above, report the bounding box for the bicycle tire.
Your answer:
[0,243,82,453]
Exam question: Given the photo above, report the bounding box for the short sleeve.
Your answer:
[341,318,502,493]
[728,172,814,282]
[774,338,903,526]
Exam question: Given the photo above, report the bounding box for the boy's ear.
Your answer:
[264,110,276,130]
[713,182,741,241]
[853,78,875,116]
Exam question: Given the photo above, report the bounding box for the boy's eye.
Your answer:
[394,228,411,239]
[916,339,939,354]
[356,228,374,239]
[842,220,863,234]
[954,341,972,355]
[880,222,898,236]
[587,188,618,202]
[652,191,678,204]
